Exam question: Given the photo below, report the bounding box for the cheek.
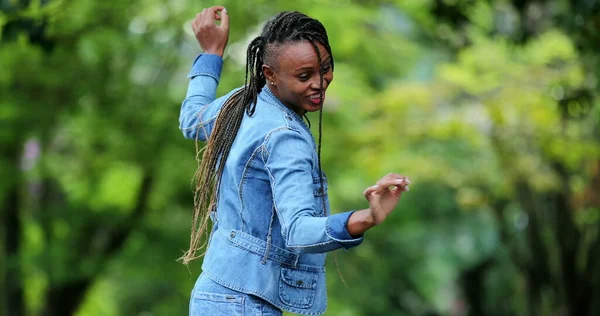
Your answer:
[326,72,334,84]
[285,81,307,97]
[280,82,303,101]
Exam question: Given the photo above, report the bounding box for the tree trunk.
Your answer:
[2,144,24,316]
[42,172,154,315]
[460,258,494,316]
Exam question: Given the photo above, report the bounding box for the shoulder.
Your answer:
[262,126,315,163]
[219,86,245,103]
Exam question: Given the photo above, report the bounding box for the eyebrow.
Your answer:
[295,56,332,71]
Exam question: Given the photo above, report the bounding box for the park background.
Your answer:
[1,0,599,315]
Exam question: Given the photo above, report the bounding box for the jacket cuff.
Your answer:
[325,211,363,249]
[187,54,224,81]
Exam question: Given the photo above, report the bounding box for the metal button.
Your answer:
[296,280,304,286]
[230,232,236,238]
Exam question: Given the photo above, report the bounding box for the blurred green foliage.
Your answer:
[1,0,599,315]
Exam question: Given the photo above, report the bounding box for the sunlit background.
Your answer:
[1,0,599,315]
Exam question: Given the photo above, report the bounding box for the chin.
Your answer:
[304,103,324,112]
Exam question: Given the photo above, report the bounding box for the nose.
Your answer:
[310,75,329,90]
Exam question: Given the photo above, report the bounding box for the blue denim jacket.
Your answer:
[180,54,363,315]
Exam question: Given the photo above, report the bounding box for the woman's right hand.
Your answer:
[192,6,230,57]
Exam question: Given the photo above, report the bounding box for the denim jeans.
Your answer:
[190,273,283,316]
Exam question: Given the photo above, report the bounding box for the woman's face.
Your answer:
[263,41,334,116]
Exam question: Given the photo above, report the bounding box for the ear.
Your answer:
[262,64,276,84]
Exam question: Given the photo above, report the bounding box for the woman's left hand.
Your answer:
[363,173,410,225]
[346,173,410,238]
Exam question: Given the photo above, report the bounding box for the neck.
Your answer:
[267,85,306,117]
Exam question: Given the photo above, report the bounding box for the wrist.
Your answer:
[346,209,377,238]
[204,48,225,57]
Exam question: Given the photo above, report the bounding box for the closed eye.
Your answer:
[320,65,331,74]
[297,73,311,81]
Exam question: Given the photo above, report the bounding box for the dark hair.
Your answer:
[180,11,334,264]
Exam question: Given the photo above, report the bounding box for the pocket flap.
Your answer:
[281,268,318,289]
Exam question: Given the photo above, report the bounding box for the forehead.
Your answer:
[275,41,330,71]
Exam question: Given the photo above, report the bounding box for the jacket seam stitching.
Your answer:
[179,115,217,131]
[263,128,324,250]
[204,271,325,315]
[238,145,263,232]
[188,72,221,82]
[179,104,218,131]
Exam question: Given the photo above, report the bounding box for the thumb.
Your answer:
[363,185,379,197]
[220,8,230,29]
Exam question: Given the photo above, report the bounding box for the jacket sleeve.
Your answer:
[263,128,363,254]
[179,54,236,141]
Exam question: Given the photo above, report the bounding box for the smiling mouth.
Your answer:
[307,93,324,105]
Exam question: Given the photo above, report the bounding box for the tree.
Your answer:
[3,0,598,315]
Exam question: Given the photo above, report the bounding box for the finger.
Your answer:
[381,184,407,197]
[365,184,401,196]
[363,185,379,197]
[208,5,226,11]
[201,8,210,28]
[390,186,404,196]
[193,11,202,23]
[376,178,409,192]
[192,12,202,30]
[377,176,408,188]
[389,173,410,184]
[377,177,408,187]
[378,173,402,185]
[212,6,224,21]
[220,8,229,30]
[206,6,225,21]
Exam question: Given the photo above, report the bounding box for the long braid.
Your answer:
[180,38,265,264]
[306,38,326,210]
[307,37,347,286]
[181,11,336,265]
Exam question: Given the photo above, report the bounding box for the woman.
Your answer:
[179,6,410,316]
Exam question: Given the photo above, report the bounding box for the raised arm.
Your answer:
[179,6,230,141]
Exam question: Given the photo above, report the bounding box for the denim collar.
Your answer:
[259,86,312,134]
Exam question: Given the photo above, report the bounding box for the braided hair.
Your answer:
[180,11,334,264]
